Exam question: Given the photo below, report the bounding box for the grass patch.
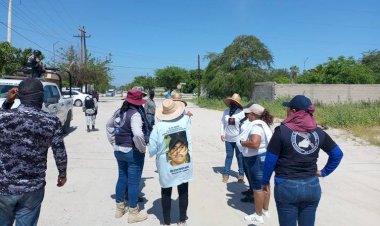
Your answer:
[191,97,380,146]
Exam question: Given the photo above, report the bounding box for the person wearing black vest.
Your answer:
[262,95,344,226]
[106,89,149,223]
[83,96,98,132]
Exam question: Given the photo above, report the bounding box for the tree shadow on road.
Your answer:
[147,197,182,225]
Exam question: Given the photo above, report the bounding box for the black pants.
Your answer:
[161,182,188,225]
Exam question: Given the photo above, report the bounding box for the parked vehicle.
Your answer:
[0,78,73,133]
[62,90,90,107]
[105,89,115,97]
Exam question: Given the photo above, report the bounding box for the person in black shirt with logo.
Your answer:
[262,95,343,226]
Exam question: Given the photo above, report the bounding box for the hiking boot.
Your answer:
[244,213,264,224]
[222,175,229,183]
[87,126,90,132]
[92,125,95,130]
[178,221,187,226]
[238,175,244,183]
[128,205,148,223]
[115,202,126,218]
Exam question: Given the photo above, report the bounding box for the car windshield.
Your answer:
[0,85,18,99]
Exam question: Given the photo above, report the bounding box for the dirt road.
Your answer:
[39,98,380,226]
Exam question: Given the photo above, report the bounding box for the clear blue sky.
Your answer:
[0,0,379,86]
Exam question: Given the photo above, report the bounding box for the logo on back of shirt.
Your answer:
[291,131,319,155]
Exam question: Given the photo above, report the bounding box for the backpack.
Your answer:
[85,98,95,109]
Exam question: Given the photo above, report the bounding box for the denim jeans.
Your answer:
[114,150,145,208]
[0,188,45,226]
[146,114,155,130]
[244,153,266,191]
[223,141,244,176]
[274,177,321,226]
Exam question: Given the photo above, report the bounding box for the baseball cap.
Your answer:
[282,95,312,111]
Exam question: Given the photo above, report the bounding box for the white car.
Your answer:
[62,90,90,107]
[0,78,73,133]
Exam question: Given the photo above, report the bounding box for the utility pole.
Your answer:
[303,57,309,72]
[197,54,201,100]
[7,0,12,44]
[73,26,91,66]
[53,41,59,67]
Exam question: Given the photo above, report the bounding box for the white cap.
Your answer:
[243,104,265,116]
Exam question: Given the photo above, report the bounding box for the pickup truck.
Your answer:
[0,78,73,134]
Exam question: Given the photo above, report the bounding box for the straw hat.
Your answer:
[223,93,242,109]
[156,99,186,121]
[172,92,187,106]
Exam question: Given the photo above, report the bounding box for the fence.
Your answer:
[252,82,380,104]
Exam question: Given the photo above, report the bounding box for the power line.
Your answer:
[0,21,51,53]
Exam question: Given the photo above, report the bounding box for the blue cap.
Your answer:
[282,95,312,111]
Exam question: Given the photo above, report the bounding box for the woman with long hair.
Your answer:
[106,89,150,223]
[239,103,273,224]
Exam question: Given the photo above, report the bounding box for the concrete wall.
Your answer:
[252,82,380,104]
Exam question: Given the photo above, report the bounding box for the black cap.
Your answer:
[282,95,312,111]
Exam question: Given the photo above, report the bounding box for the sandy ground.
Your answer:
[38,97,380,226]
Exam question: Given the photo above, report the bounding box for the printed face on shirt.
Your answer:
[228,117,236,125]
[165,131,190,167]
[168,141,188,166]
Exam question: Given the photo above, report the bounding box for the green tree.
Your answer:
[297,56,376,84]
[155,66,188,91]
[126,75,156,91]
[203,35,273,98]
[290,65,299,83]
[361,50,380,83]
[0,42,34,75]
[56,46,112,92]
[266,68,292,84]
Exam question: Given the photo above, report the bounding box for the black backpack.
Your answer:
[85,98,95,109]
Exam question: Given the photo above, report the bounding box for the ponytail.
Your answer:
[260,109,274,126]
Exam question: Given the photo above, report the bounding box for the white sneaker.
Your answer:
[177,221,187,226]
[244,213,264,224]
[263,209,270,217]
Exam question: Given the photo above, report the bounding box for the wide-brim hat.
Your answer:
[156,99,185,121]
[125,89,147,105]
[172,92,187,106]
[223,93,242,109]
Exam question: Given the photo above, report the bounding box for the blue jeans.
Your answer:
[274,177,321,226]
[146,114,155,130]
[223,141,244,176]
[0,188,45,226]
[244,153,265,191]
[114,150,145,208]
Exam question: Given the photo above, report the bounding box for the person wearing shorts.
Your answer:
[239,103,274,224]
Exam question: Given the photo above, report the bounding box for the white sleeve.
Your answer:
[106,112,117,146]
[220,110,227,136]
[131,112,147,153]
[250,125,263,138]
